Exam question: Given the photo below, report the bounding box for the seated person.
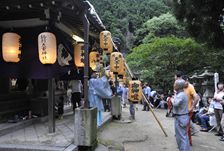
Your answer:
[198,98,215,132]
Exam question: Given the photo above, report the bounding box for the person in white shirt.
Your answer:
[213,82,224,137]
[70,80,83,111]
[121,84,128,108]
[143,83,151,111]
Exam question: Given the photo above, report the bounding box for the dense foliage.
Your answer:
[91,0,171,51]
[172,0,224,48]
[126,37,210,91]
[134,13,188,45]
[91,0,224,92]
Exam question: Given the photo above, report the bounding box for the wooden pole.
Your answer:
[48,78,55,133]
[125,62,168,137]
[82,12,90,108]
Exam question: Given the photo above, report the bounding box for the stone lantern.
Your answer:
[198,69,214,106]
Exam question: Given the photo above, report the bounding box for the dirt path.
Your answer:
[98,104,224,151]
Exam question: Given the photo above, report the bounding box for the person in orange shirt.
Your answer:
[182,75,199,146]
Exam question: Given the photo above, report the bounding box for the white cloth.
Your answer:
[213,91,224,110]
[151,90,156,97]
[70,80,82,93]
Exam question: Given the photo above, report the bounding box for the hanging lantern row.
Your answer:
[128,80,142,103]
[2,30,114,68]
[2,32,57,64]
[100,30,113,54]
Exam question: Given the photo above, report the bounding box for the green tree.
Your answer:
[134,13,187,45]
[172,0,224,48]
[126,37,208,92]
[91,0,171,51]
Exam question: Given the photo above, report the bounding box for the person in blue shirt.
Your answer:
[142,83,151,111]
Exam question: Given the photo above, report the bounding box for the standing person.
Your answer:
[88,72,112,126]
[122,84,128,108]
[166,93,174,117]
[172,79,191,151]
[70,80,83,111]
[213,82,224,138]
[182,75,199,146]
[143,83,151,111]
[57,96,64,120]
[175,71,183,80]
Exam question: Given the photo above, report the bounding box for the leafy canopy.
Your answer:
[172,0,224,48]
[134,12,188,45]
[127,37,207,91]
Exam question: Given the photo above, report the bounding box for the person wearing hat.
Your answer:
[88,69,112,126]
[172,79,191,151]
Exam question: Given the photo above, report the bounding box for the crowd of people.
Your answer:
[171,71,224,151]
[59,68,224,151]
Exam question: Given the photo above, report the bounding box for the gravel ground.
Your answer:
[98,104,224,151]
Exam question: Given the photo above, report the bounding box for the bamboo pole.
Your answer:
[125,62,168,137]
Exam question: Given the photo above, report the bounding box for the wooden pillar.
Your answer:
[48,78,55,133]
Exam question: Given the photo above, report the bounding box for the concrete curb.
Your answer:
[0,113,112,151]
[0,144,64,151]
[98,113,113,130]
[0,116,48,137]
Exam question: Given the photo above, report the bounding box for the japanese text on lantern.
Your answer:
[81,45,85,63]
[40,35,47,61]
[131,83,140,100]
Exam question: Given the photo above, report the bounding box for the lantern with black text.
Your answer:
[74,42,84,68]
[100,31,113,54]
[110,52,124,74]
[128,80,142,103]
[118,59,126,76]
[89,51,100,71]
[2,32,21,62]
[38,32,57,64]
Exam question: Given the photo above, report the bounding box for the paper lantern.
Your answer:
[100,31,113,54]
[89,51,100,71]
[38,32,57,64]
[128,80,142,103]
[118,59,126,76]
[110,52,124,74]
[2,32,21,62]
[74,42,85,67]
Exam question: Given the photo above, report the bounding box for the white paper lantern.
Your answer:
[38,32,57,64]
[74,42,85,68]
[2,32,21,62]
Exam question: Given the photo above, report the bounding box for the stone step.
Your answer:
[0,144,78,151]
